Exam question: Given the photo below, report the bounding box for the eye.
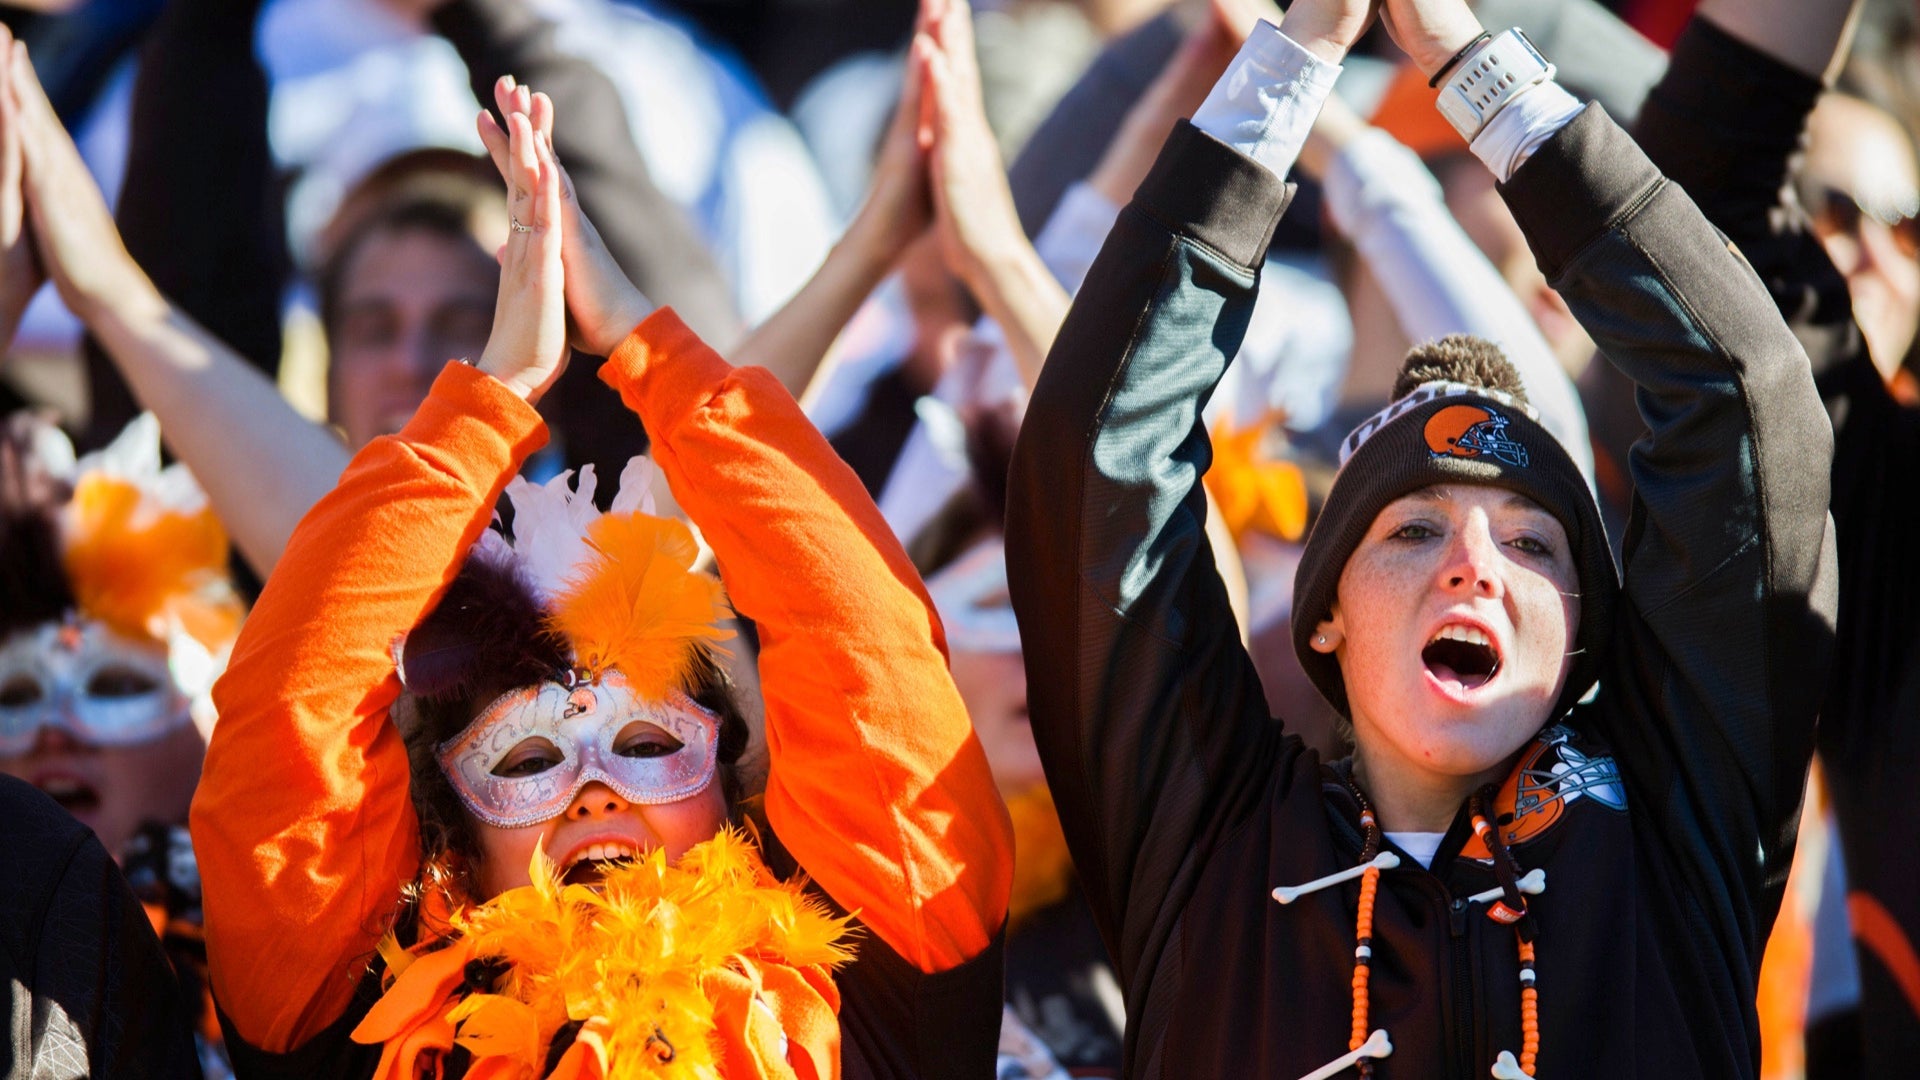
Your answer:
[1507,535,1553,556]
[492,737,564,778]
[86,666,160,699]
[615,722,684,759]
[0,675,42,708]
[1389,522,1438,541]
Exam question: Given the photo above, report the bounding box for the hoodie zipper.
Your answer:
[1450,895,1476,1080]
[1329,776,1483,1079]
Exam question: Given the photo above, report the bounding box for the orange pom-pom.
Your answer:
[547,513,733,700]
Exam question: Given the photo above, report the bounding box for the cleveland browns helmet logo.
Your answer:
[1462,725,1626,858]
[1424,404,1531,467]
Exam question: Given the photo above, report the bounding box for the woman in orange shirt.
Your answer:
[190,73,1010,1080]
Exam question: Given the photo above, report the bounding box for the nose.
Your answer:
[1438,516,1505,601]
[566,780,630,821]
[31,721,86,754]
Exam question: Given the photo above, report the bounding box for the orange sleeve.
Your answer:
[189,363,546,1053]
[601,309,1012,973]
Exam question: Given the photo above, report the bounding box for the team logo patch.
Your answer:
[1462,725,1626,858]
[1424,404,1531,467]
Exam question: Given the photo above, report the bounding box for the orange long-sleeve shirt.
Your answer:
[191,311,1011,1056]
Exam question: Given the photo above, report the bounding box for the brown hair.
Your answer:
[314,150,504,338]
[390,549,751,911]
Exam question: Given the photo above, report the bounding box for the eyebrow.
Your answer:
[1400,488,1550,515]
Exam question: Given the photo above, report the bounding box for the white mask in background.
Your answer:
[0,617,190,757]
[928,538,1022,656]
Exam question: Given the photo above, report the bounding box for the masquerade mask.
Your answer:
[927,538,1021,654]
[0,618,190,757]
[437,669,720,829]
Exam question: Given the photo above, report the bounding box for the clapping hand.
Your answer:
[473,103,571,402]
[477,79,650,361]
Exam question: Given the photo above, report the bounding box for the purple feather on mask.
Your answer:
[396,542,569,703]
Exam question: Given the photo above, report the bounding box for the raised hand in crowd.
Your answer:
[474,101,577,403]
[719,15,933,396]
[477,80,648,367]
[0,30,35,355]
[8,32,347,578]
[916,0,1069,384]
[1087,0,1262,208]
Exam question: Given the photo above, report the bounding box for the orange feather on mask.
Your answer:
[546,513,733,700]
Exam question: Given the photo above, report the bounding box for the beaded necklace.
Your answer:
[1277,779,1544,1079]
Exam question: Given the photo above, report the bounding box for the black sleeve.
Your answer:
[1005,122,1298,984]
[0,776,202,1079]
[1635,17,1920,766]
[79,0,285,452]
[1501,106,1838,939]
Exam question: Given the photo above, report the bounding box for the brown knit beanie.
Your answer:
[1291,337,1616,720]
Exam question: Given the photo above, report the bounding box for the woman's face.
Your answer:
[473,780,729,897]
[0,620,205,860]
[439,674,735,898]
[1312,484,1580,789]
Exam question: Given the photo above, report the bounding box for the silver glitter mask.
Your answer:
[435,670,719,829]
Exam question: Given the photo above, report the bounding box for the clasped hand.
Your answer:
[474,79,653,403]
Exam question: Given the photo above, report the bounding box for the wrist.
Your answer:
[837,208,914,283]
[77,266,164,331]
[1408,16,1490,79]
[1280,10,1364,66]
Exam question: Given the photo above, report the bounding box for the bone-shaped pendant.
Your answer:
[1294,1029,1393,1080]
[1491,1050,1534,1078]
[1272,852,1401,904]
[1464,868,1547,906]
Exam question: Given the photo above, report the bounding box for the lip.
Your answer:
[1419,611,1508,704]
[29,766,103,819]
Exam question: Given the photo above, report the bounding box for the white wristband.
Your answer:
[1435,29,1556,144]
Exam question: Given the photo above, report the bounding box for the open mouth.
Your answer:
[560,841,640,886]
[1421,624,1502,692]
[35,773,101,815]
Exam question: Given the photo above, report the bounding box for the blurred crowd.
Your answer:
[1,0,1917,1077]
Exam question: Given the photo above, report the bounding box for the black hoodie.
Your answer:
[1006,103,1838,1076]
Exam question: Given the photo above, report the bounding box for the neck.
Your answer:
[1350,745,1514,834]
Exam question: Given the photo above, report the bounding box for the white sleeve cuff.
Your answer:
[1190,20,1343,182]
[1469,80,1583,183]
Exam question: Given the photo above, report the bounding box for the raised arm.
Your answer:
[1388,0,1837,916]
[919,0,1068,386]
[191,111,565,1054]
[11,42,347,578]
[487,82,1011,972]
[1005,6,1362,970]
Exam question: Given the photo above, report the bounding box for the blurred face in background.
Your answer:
[327,224,501,447]
[0,619,205,859]
[930,538,1044,793]
[1804,93,1920,382]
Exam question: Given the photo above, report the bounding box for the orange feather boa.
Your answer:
[353,829,855,1080]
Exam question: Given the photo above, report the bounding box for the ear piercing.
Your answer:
[1317,635,1327,645]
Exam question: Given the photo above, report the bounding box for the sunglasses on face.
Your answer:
[1808,185,1920,260]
